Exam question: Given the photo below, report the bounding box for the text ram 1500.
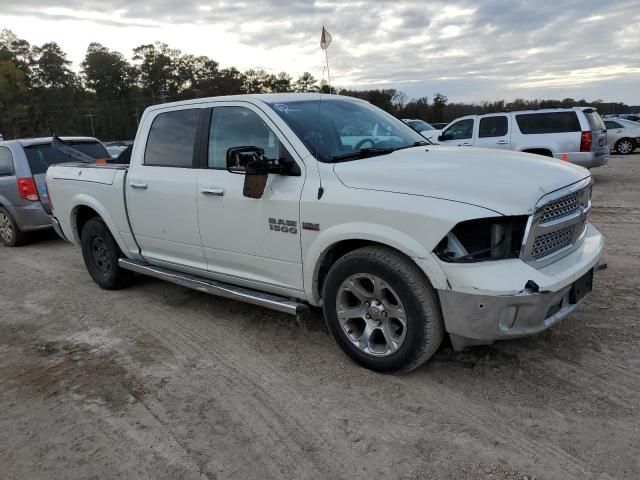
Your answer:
[46,94,604,373]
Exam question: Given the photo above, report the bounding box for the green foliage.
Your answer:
[0,29,637,140]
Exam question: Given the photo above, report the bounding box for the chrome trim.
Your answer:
[119,258,309,316]
[520,177,593,268]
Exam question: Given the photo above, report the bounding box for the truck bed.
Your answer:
[46,162,140,257]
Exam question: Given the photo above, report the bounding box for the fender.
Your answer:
[69,194,130,255]
[302,222,449,306]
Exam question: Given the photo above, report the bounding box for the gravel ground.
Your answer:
[1,154,638,480]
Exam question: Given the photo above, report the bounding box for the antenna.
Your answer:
[314,94,324,200]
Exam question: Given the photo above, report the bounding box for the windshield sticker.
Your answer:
[273,104,300,114]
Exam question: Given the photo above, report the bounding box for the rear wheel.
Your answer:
[322,246,444,373]
[0,207,27,247]
[81,217,133,289]
[615,138,635,155]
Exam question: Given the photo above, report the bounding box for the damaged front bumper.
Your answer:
[435,224,604,350]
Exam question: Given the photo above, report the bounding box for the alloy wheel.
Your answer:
[336,273,407,356]
[0,212,13,243]
[617,140,634,154]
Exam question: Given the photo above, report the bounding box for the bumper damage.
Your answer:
[436,224,604,350]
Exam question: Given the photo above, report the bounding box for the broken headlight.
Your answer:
[434,216,529,263]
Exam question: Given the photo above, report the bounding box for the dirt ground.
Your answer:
[1,154,638,480]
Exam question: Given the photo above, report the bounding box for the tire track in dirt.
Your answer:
[131,292,618,480]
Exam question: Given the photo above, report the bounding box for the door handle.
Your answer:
[130,182,148,189]
[496,140,509,145]
[461,143,472,146]
[200,187,225,196]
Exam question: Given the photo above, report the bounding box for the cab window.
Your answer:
[208,106,289,169]
[604,120,623,129]
[442,119,474,140]
[144,109,201,167]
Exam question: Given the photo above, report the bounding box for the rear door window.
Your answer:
[604,120,624,129]
[144,109,201,167]
[516,112,581,134]
[0,147,14,176]
[24,141,110,175]
[479,116,508,138]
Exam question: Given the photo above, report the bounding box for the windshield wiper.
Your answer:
[394,140,430,151]
[331,147,395,162]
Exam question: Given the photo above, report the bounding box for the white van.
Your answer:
[437,107,609,168]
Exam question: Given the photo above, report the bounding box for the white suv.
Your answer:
[437,107,609,168]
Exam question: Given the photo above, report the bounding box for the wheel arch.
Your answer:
[521,148,554,157]
[69,196,129,254]
[303,224,448,306]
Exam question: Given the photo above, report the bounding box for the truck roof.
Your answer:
[144,93,365,113]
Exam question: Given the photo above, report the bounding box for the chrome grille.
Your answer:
[539,191,580,224]
[531,226,575,259]
[521,178,593,268]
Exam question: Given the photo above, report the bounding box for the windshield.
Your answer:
[407,120,434,131]
[267,97,427,162]
[24,141,109,175]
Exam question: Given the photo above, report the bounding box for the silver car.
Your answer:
[604,118,640,155]
[0,137,109,246]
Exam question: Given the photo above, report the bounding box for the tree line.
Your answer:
[1,29,638,141]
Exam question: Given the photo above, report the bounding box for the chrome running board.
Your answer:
[118,258,309,316]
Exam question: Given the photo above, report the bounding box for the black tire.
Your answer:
[322,246,444,373]
[81,217,133,290]
[615,138,636,155]
[0,206,27,247]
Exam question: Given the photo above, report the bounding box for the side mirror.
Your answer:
[437,135,445,142]
[226,146,268,199]
[226,146,265,174]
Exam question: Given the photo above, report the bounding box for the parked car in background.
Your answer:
[0,136,110,246]
[47,93,603,373]
[436,107,609,168]
[104,140,134,158]
[402,119,440,141]
[604,118,640,154]
[430,122,448,130]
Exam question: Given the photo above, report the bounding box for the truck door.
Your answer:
[473,114,510,150]
[438,118,475,146]
[126,107,208,271]
[196,103,305,294]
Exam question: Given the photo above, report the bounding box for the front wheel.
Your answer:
[322,246,444,373]
[615,138,636,155]
[81,217,133,290]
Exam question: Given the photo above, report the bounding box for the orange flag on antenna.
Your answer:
[321,26,332,49]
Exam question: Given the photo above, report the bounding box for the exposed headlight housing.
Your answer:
[434,216,529,263]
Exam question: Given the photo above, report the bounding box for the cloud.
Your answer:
[3,0,640,103]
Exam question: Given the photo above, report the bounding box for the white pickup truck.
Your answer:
[46,94,604,373]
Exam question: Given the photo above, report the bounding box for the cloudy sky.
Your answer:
[3,0,640,104]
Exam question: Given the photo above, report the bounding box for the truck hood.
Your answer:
[333,146,590,215]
